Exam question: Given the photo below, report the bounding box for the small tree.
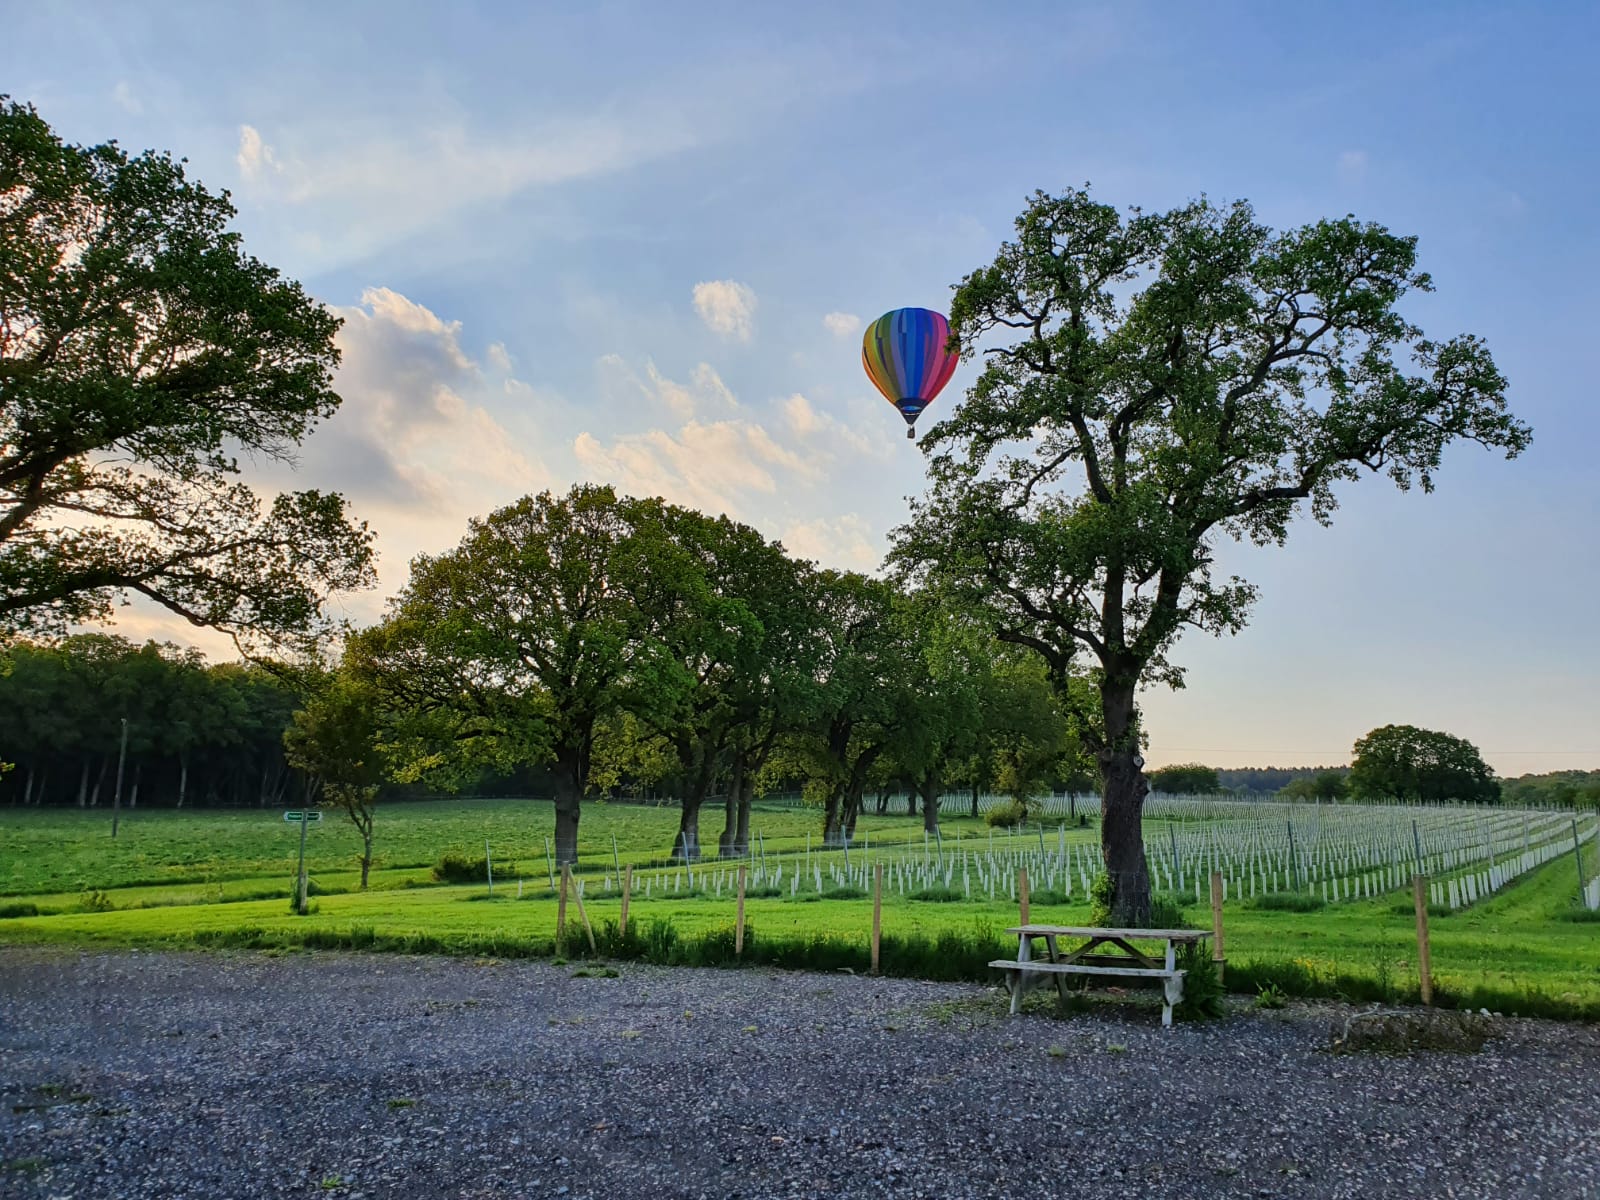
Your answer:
[891,187,1530,922]
[1349,724,1498,803]
[283,672,389,888]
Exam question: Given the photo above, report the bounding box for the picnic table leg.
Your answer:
[1010,933,1032,1015]
[1046,934,1066,1005]
[1162,938,1181,1028]
[1163,974,1184,1028]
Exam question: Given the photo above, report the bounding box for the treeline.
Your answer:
[1214,766,1348,794]
[0,635,305,810]
[1501,770,1600,809]
[0,636,573,811]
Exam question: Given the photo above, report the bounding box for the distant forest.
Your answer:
[1214,766,1349,794]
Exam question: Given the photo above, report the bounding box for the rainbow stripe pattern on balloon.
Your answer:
[861,307,959,438]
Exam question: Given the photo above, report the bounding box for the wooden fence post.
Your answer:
[1018,866,1031,927]
[735,864,747,957]
[619,864,632,938]
[573,878,597,953]
[1209,871,1226,984]
[871,864,882,975]
[557,863,570,948]
[1413,874,1433,1006]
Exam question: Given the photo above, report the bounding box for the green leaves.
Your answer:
[0,97,371,653]
[894,183,1530,709]
[1349,724,1499,803]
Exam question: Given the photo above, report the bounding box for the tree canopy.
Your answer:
[1348,724,1499,803]
[891,186,1530,921]
[0,98,373,653]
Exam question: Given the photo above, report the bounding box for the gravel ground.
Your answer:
[1,947,1597,1199]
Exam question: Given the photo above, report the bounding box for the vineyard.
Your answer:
[2,795,1597,1018]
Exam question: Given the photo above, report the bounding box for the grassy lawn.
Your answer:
[3,797,1596,1018]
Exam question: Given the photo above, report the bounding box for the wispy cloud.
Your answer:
[692,280,758,341]
[822,311,861,338]
[236,125,281,180]
[780,513,881,571]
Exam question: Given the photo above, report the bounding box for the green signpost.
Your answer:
[284,810,322,913]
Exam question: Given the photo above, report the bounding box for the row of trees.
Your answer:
[290,485,1095,868]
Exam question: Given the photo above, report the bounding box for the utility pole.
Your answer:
[111,717,128,839]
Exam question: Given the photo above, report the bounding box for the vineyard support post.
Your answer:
[557,864,570,948]
[1209,871,1225,984]
[871,864,882,975]
[620,865,632,937]
[1413,874,1433,1005]
[735,865,747,957]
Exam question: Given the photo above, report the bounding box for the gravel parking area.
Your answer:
[2,946,1597,1199]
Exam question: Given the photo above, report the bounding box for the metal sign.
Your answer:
[283,810,323,823]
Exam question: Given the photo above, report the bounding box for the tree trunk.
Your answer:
[673,788,704,862]
[77,761,89,808]
[822,784,845,846]
[843,789,862,842]
[718,748,745,858]
[552,748,584,865]
[177,759,188,809]
[129,764,141,809]
[360,830,372,889]
[733,771,754,857]
[88,757,107,807]
[23,765,34,807]
[906,791,917,816]
[1099,679,1151,926]
[921,770,941,834]
[970,782,980,818]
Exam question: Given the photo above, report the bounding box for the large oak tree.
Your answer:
[890,187,1530,923]
[0,98,373,653]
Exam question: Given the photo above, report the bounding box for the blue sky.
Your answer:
[7,1,1597,773]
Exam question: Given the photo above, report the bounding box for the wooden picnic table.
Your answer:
[989,924,1213,1027]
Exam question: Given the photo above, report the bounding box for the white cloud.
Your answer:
[111,81,142,114]
[236,125,281,180]
[240,288,551,612]
[780,514,881,571]
[599,356,739,420]
[822,311,862,338]
[574,415,814,518]
[1337,149,1368,184]
[692,280,758,341]
[781,392,889,459]
[230,110,702,269]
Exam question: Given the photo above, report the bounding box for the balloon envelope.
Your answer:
[862,308,958,436]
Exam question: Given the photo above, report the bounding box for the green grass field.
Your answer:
[3,798,1596,1019]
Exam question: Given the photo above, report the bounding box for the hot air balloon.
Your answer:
[862,307,959,439]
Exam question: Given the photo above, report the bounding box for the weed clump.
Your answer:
[1251,892,1326,913]
[432,853,512,884]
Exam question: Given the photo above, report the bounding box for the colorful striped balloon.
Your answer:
[861,307,959,438]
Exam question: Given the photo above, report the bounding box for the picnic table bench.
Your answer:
[990,924,1212,1027]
